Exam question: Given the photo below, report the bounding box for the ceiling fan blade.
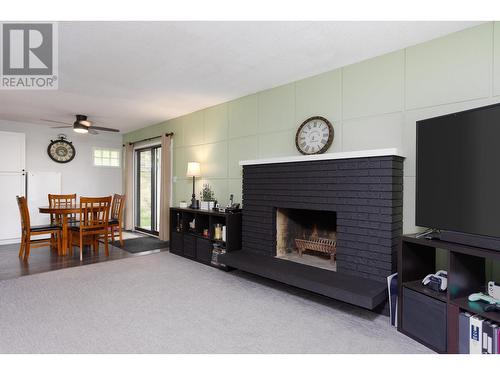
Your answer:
[40,119,72,125]
[51,126,73,129]
[90,126,120,133]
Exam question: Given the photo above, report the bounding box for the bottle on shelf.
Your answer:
[214,223,222,241]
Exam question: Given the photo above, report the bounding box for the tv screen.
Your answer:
[416,104,500,238]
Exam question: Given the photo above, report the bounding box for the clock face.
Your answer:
[47,139,76,163]
[295,116,334,155]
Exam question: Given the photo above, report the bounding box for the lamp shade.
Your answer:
[186,162,201,177]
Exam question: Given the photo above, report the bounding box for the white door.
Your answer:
[0,131,25,172]
[0,172,25,242]
[0,131,26,242]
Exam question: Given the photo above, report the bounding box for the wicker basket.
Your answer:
[295,237,336,263]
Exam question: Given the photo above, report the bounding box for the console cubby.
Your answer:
[210,215,226,242]
[448,251,485,301]
[195,213,210,237]
[181,211,196,234]
[399,235,500,354]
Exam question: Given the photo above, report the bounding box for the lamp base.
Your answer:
[190,195,199,209]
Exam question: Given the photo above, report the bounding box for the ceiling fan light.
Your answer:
[73,122,89,133]
[79,120,91,127]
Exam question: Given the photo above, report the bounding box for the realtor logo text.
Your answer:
[0,22,58,89]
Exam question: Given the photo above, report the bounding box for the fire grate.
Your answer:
[295,237,336,263]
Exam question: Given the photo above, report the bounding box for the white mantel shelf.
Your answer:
[239,148,403,166]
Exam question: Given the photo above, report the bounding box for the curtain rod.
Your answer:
[123,132,174,146]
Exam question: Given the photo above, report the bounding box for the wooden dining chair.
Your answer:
[16,196,61,261]
[48,193,77,254]
[109,194,126,247]
[70,196,112,261]
[48,193,77,223]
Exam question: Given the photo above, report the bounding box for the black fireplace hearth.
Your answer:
[220,151,404,311]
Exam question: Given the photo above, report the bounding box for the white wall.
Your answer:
[0,120,122,197]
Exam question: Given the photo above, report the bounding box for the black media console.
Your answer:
[398,235,500,353]
[169,207,242,267]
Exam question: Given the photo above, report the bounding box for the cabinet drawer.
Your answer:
[196,238,212,264]
[402,287,447,352]
[183,234,196,258]
[170,232,183,256]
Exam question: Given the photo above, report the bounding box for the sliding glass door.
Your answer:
[135,145,161,235]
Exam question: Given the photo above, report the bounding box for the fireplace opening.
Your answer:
[276,208,337,271]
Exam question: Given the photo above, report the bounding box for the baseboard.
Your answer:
[0,238,21,245]
[0,234,51,246]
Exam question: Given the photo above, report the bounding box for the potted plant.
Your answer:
[199,184,216,210]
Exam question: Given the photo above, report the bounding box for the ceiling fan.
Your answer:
[41,114,120,134]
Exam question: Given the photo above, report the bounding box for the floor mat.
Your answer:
[111,237,169,253]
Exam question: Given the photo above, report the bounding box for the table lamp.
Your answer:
[186,162,201,209]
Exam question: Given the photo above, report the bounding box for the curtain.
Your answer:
[159,134,172,241]
[123,143,134,230]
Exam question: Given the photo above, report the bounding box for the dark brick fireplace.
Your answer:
[220,151,404,310]
[241,155,403,283]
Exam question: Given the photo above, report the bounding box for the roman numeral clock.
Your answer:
[295,116,334,155]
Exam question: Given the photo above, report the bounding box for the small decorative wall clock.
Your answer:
[47,135,76,163]
[295,116,334,155]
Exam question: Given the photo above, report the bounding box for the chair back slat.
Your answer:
[48,193,77,222]
[16,196,30,233]
[111,194,125,221]
[79,196,111,229]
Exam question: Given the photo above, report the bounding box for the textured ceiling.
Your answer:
[0,21,482,133]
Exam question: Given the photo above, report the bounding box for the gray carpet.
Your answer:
[0,252,432,353]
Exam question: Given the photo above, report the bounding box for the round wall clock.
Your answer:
[295,116,334,155]
[47,136,76,163]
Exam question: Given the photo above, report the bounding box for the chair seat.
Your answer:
[109,219,119,225]
[30,224,61,232]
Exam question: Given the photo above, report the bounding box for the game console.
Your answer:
[422,270,448,292]
[487,281,500,300]
[468,292,500,304]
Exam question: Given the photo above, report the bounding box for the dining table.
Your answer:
[39,204,80,256]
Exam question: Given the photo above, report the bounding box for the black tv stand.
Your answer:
[398,234,500,353]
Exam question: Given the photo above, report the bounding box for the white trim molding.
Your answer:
[239,148,403,166]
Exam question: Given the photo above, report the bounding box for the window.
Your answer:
[93,147,121,167]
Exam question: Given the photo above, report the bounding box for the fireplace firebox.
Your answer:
[276,208,337,271]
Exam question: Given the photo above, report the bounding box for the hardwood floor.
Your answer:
[0,241,164,282]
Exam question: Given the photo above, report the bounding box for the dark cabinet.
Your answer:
[169,207,242,267]
[183,235,196,258]
[402,287,447,353]
[170,232,183,256]
[196,237,212,263]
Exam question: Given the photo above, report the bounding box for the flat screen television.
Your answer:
[416,103,500,241]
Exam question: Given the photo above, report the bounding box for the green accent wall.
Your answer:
[124,21,500,258]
